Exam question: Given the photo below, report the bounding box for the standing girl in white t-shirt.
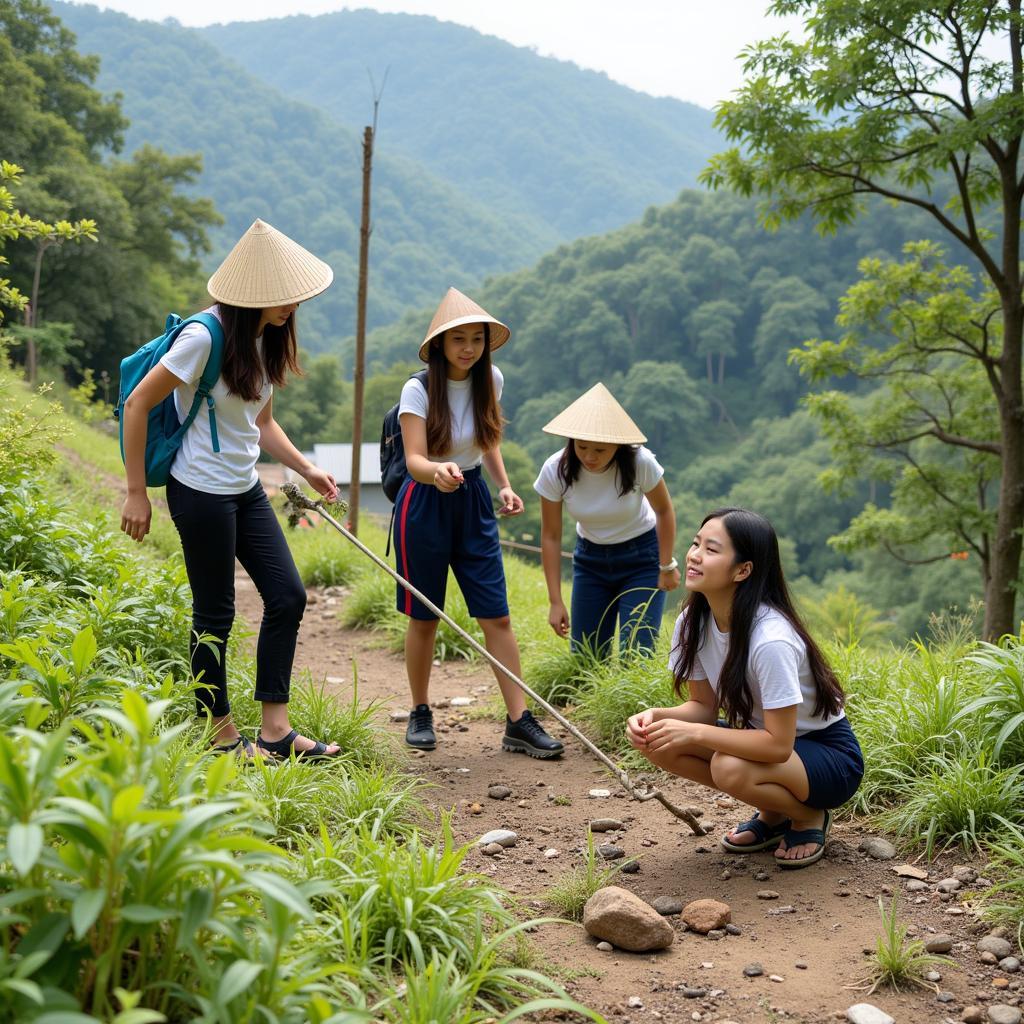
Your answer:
[119,219,342,761]
[626,508,863,869]
[394,288,563,759]
[534,384,680,658]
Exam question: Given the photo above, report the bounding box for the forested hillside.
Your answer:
[200,9,719,239]
[54,3,554,350]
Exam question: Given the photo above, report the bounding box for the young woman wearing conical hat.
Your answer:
[394,287,563,758]
[534,383,680,658]
[119,219,342,761]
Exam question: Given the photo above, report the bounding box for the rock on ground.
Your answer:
[681,898,731,934]
[988,1007,1022,1024]
[925,934,954,953]
[846,1004,895,1024]
[859,837,897,860]
[583,885,675,952]
[978,936,1014,959]
[651,896,683,916]
[478,829,517,848]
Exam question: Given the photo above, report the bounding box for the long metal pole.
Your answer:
[282,484,705,835]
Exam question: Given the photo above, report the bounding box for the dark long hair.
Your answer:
[673,507,845,727]
[556,440,638,496]
[217,304,301,401]
[424,324,503,456]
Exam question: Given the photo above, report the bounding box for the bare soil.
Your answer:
[235,572,1018,1024]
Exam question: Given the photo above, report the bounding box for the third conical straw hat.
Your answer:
[207,219,333,308]
[419,287,510,361]
[542,383,647,444]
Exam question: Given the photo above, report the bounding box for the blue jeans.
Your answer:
[571,528,665,658]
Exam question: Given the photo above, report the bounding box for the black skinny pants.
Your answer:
[166,476,306,716]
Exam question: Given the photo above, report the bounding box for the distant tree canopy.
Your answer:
[0,0,220,379]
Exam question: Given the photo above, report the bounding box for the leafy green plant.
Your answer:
[862,896,952,993]
[979,820,1024,933]
[958,636,1024,763]
[545,834,632,922]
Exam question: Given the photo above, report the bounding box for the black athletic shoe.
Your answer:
[405,703,436,750]
[502,709,564,759]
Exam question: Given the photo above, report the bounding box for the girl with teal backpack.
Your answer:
[119,219,342,761]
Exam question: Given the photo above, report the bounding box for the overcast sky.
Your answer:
[67,1,806,109]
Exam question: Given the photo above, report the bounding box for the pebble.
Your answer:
[894,863,929,880]
[979,938,1015,960]
[769,974,785,983]
[754,871,770,882]
[716,796,736,808]
[726,924,742,936]
[682,899,731,934]
[757,890,780,900]
[906,879,929,892]
[720,869,732,880]
[963,1008,985,1024]
[596,941,613,952]
[487,785,512,801]
[795,961,807,970]
[516,799,528,808]
[589,788,612,798]
[544,848,559,859]
[682,987,707,998]
[846,1004,895,1024]
[859,837,898,861]
[652,896,684,916]
[937,991,955,1003]
[598,844,625,860]
[926,934,954,954]
[389,710,410,722]
[954,866,979,884]
[469,802,482,814]
[481,843,504,856]
[988,1007,1022,1024]
[707,928,726,939]
[767,905,796,915]
[620,860,640,874]
[627,996,644,1009]
[450,696,474,706]
[743,963,764,977]
[478,829,517,848]
[701,961,714,969]
[993,978,1010,990]
[937,878,963,893]
[590,818,625,832]
[983,952,1000,965]
[925,970,943,982]
[1000,958,1020,974]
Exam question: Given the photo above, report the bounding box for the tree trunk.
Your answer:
[705,352,713,384]
[987,296,1024,639]
[717,351,726,385]
[26,240,46,384]
[349,125,374,536]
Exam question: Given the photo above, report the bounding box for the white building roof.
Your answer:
[310,443,383,486]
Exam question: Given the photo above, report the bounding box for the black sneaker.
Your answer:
[405,703,436,750]
[502,709,564,759]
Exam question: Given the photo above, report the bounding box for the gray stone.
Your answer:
[596,941,613,951]
[983,951,1000,965]
[926,934,954,954]
[726,923,742,936]
[487,785,512,801]
[682,899,731,934]
[707,929,726,940]
[979,937,1014,960]
[924,970,943,982]
[846,1004,895,1024]
[651,896,684,916]
[954,866,979,884]
[937,991,955,1003]
[743,963,764,977]
[860,837,898,860]
[590,818,625,833]
[389,710,410,722]
[627,996,644,1009]
[620,860,640,874]
[583,886,675,952]
[767,905,796,915]
[988,1007,1022,1024]
[682,987,707,998]
[481,842,504,856]
[999,957,1020,974]
[937,878,963,893]
[598,844,625,860]
[906,879,929,892]
[795,960,808,969]
[757,890,780,900]
[478,829,518,848]
[588,788,612,798]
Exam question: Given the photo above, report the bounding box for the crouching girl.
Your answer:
[626,508,863,869]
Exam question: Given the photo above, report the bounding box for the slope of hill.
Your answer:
[200,10,720,239]
[55,2,557,349]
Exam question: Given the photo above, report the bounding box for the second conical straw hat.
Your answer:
[207,219,334,308]
[542,383,647,444]
[419,287,510,361]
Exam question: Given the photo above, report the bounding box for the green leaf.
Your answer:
[0,978,42,1003]
[34,1013,101,1023]
[17,911,69,962]
[247,872,312,921]
[111,1011,165,1024]
[71,888,106,939]
[69,626,97,676]
[7,821,43,876]
[217,960,263,1006]
[111,785,145,823]
[119,905,169,924]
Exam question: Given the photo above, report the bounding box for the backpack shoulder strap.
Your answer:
[172,312,227,454]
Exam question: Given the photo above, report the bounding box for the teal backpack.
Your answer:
[115,312,226,486]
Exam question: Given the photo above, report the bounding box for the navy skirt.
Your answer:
[794,716,864,810]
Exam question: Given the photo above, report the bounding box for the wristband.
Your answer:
[658,557,679,573]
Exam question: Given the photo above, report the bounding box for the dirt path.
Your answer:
[236,577,1017,1024]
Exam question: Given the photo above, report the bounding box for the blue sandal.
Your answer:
[720,813,792,853]
[776,809,831,869]
[256,729,341,763]
[211,735,256,759]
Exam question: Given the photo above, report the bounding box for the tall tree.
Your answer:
[704,0,1024,638]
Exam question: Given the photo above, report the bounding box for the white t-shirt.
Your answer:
[533,446,663,545]
[159,306,272,494]
[668,605,843,735]
[398,365,503,470]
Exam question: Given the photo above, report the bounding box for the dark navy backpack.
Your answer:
[380,368,428,555]
[114,312,226,487]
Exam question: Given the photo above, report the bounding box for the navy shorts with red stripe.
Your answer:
[392,466,510,621]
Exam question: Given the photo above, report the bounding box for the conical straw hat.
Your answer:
[542,383,647,444]
[419,287,510,361]
[207,219,333,308]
